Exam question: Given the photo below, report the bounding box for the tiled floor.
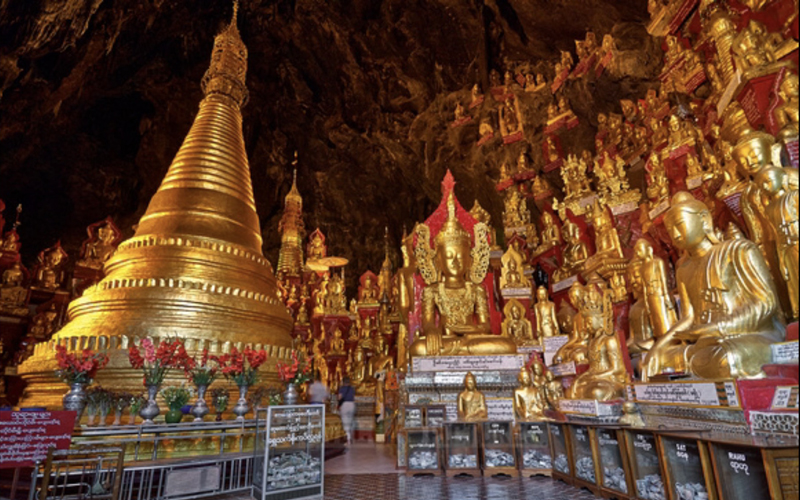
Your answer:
[325,442,402,474]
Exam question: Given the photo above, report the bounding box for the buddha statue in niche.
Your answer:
[457,372,488,421]
[409,193,516,357]
[33,246,67,291]
[643,192,786,380]
[554,220,589,282]
[500,247,529,289]
[626,254,654,356]
[773,73,798,143]
[553,282,589,365]
[537,212,562,253]
[534,286,559,339]
[502,299,534,345]
[77,221,119,269]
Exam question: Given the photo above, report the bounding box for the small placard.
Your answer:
[412,354,526,372]
[426,405,447,427]
[578,195,598,210]
[772,341,799,364]
[501,287,532,298]
[771,386,799,410]
[442,399,514,423]
[559,399,598,415]
[648,199,670,220]
[552,275,579,293]
[687,176,703,189]
[550,361,576,377]
[405,406,424,428]
[165,467,220,497]
[0,411,77,468]
[543,336,570,366]
[610,200,639,215]
[632,381,733,407]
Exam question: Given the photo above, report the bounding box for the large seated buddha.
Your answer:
[409,179,516,357]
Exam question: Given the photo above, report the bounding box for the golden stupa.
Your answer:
[276,161,305,278]
[18,4,293,406]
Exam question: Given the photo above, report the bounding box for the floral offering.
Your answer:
[128,338,193,386]
[276,351,311,386]
[216,346,268,387]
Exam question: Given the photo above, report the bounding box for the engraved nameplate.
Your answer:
[632,381,741,407]
[550,361,576,377]
[772,341,799,364]
[543,336,570,366]
[412,355,526,372]
[610,200,638,215]
[771,386,799,410]
[648,200,670,220]
[559,399,598,415]
[687,177,703,189]
[165,466,220,497]
[443,399,514,422]
[552,275,578,293]
[501,287,532,298]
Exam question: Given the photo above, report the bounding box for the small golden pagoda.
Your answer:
[18,4,293,406]
[277,158,305,278]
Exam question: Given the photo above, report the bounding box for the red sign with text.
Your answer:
[0,411,76,468]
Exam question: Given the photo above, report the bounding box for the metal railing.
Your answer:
[35,446,124,500]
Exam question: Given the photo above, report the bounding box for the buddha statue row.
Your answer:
[500,286,560,346]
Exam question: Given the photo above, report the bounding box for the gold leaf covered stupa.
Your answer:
[18,4,293,406]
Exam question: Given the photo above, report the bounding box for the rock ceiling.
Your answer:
[0,0,658,287]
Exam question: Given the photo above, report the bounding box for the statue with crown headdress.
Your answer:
[409,172,517,357]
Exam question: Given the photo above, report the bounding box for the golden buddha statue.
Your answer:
[663,34,685,67]
[313,275,328,315]
[351,348,374,395]
[636,239,677,339]
[685,154,708,184]
[324,272,347,314]
[410,192,517,356]
[77,220,120,270]
[370,334,394,375]
[457,372,488,421]
[499,98,522,137]
[619,402,646,428]
[646,153,670,207]
[396,228,416,371]
[627,254,654,355]
[554,220,589,282]
[1,230,20,253]
[359,274,378,304]
[347,321,359,341]
[607,114,624,146]
[756,167,799,320]
[568,284,629,401]
[664,115,696,156]
[544,370,563,409]
[562,154,592,203]
[553,283,589,365]
[774,73,799,143]
[584,203,624,277]
[312,339,329,384]
[514,367,545,420]
[537,212,562,253]
[534,286,559,340]
[33,246,67,291]
[330,327,346,355]
[296,302,310,325]
[648,117,668,148]
[0,261,28,316]
[308,231,325,261]
[503,299,534,345]
[732,20,796,79]
[471,83,483,106]
[532,174,555,200]
[715,140,748,199]
[500,247,529,289]
[643,192,786,380]
[503,189,530,229]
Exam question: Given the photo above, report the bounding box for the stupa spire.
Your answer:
[277,152,306,277]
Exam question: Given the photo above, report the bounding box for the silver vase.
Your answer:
[232,385,249,420]
[191,385,210,422]
[283,383,299,405]
[140,385,160,425]
[62,383,87,422]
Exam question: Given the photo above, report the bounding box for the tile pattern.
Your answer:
[322,474,599,500]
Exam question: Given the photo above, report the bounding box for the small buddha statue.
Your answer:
[0,261,28,316]
[347,321,359,341]
[663,34,685,67]
[546,101,560,124]
[369,335,394,376]
[553,283,589,365]
[312,339,330,385]
[619,402,646,427]
[584,203,624,275]
[77,221,119,269]
[607,114,624,146]
[409,193,517,356]
[715,140,748,200]
[537,212,562,253]
[643,192,786,380]
[514,367,545,420]
[627,254,654,356]
[648,117,668,148]
[33,246,66,291]
[544,371,564,409]
[457,372,488,421]
[470,84,483,106]
[562,155,592,202]
[531,175,554,200]
[1,231,20,253]
[313,277,328,315]
[359,274,378,304]
[534,286,559,339]
[308,232,325,261]
[330,327,346,355]
[454,102,466,122]
[568,284,629,401]
[500,247,529,289]
[756,166,799,320]
[296,302,310,325]
[597,113,608,135]
[554,221,589,282]
[499,98,522,137]
[685,154,709,184]
[773,73,798,143]
[664,115,696,156]
[351,348,374,395]
[636,239,677,339]
[646,154,670,207]
[503,300,534,345]
[503,189,530,229]
[560,50,574,72]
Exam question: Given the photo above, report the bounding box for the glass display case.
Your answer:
[623,429,666,500]
[550,422,572,481]
[405,428,442,475]
[482,421,518,477]
[595,427,631,497]
[404,405,424,428]
[443,422,480,476]
[518,421,552,476]
[425,405,447,427]
[569,424,598,489]
[657,434,716,500]
[253,405,325,500]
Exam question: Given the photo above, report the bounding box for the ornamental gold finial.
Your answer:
[201,0,249,107]
[434,192,471,248]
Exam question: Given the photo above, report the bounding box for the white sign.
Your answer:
[610,200,638,215]
[771,386,799,410]
[543,336,570,367]
[687,177,703,190]
[412,354,526,372]
[501,287,532,298]
[648,200,670,220]
[772,341,799,364]
[559,399,598,415]
[550,361,577,377]
[632,382,724,406]
[552,275,579,293]
[443,399,514,422]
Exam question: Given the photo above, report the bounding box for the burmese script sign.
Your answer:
[412,355,525,373]
[631,381,740,407]
[772,341,799,364]
[0,411,76,468]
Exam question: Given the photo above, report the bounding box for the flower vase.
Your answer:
[62,383,87,421]
[165,407,183,424]
[128,413,137,425]
[232,385,249,420]
[140,385,160,425]
[215,411,224,422]
[113,410,122,426]
[283,383,299,405]
[191,385,210,422]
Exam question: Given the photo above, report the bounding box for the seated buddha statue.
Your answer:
[544,370,564,409]
[0,261,28,316]
[514,367,545,421]
[500,248,529,289]
[584,202,624,274]
[457,372,488,421]
[553,283,589,365]
[409,193,517,357]
[330,327,346,355]
[502,300,534,345]
[554,221,589,282]
[350,348,373,395]
[643,192,786,380]
[569,284,629,401]
[359,274,378,304]
[77,221,118,269]
[33,247,66,291]
[534,286,559,339]
[1,231,20,254]
[773,73,798,143]
[646,154,670,207]
[536,212,562,253]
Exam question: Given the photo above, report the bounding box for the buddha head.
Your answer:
[532,362,544,377]
[568,282,585,309]
[622,401,639,415]
[732,130,775,177]
[634,238,654,261]
[464,371,477,391]
[778,73,798,103]
[665,191,718,252]
[510,303,522,320]
[597,113,608,130]
[434,194,472,283]
[536,286,548,303]
[627,257,644,297]
[518,367,532,387]
[565,221,581,245]
[581,285,605,335]
[45,248,63,267]
[621,100,636,122]
[755,166,787,198]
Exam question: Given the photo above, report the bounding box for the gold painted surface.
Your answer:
[457,372,488,421]
[18,7,292,406]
